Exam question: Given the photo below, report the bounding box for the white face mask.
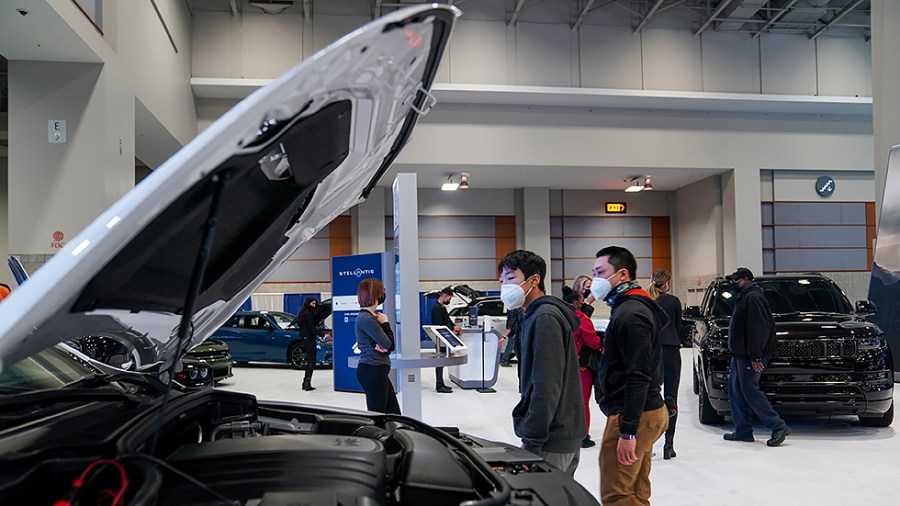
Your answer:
[501,277,534,310]
[590,271,622,301]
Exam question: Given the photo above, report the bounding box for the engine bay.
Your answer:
[0,388,592,505]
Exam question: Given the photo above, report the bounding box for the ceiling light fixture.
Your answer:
[249,1,292,15]
[441,175,459,191]
[459,172,470,189]
[624,177,644,193]
[643,176,653,191]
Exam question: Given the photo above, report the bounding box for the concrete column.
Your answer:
[872,0,900,222]
[520,187,552,295]
[8,61,134,273]
[721,167,763,275]
[352,186,386,254]
[0,156,9,287]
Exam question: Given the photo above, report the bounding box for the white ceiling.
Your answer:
[383,163,727,191]
[0,2,101,63]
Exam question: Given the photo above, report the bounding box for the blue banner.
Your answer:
[331,253,385,392]
[283,293,321,318]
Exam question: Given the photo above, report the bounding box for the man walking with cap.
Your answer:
[723,267,790,447]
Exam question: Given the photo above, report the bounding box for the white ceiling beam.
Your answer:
[694,0,736,36]
[573,0,597,31]
[810,0,865,40]
[509,0,526,26]
[752,0,800,39]
[634,0,665,33]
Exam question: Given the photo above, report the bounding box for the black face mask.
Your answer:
[378,292,386,305]
[583,289,591,299]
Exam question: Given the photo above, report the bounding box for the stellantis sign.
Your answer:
[338,268,376,278]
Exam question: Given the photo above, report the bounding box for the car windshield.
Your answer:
[0,346,99,395]
[269,312,296,329]
[711,278,853,317]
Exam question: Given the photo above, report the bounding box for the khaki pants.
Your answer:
[599,406,668,506]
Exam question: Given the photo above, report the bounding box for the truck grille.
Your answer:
[776,339,857,359]
[191,350,230,362]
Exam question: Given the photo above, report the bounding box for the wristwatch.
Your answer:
[619,433,636,440]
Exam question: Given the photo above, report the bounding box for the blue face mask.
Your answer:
[501,276,534,310]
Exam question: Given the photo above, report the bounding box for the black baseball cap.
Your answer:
[727,267,754,282]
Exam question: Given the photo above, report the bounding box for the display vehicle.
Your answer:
[689,275,894,427]
[0,6,598,505]
[212,310,333,369]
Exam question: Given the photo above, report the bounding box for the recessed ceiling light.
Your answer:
[624,177,643,192]
[441,175,459,191]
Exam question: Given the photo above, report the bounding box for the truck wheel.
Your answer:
[692,365,700,395]
[699,381,725,425]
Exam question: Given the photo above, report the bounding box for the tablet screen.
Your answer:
[437,327,463,348]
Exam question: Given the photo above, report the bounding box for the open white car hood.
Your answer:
[0,5,457,372]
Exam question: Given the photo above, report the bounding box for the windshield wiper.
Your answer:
[0,386,136,409]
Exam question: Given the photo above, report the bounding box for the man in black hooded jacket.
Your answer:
[498,250,586,476]
[592,246,668,506]
[723,267,790,447]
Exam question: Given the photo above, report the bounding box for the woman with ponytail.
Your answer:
[648,269,683,460]
[562,285,602,448]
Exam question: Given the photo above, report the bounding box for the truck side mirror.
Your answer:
[855,300,877,316]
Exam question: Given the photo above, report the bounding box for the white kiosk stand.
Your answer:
[448,317,502,390]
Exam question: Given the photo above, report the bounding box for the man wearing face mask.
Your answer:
[592,246,668,506]
[723,267,789,447]
[498,250,586,475]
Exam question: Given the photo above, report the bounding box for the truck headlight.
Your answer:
[858,335,887,351]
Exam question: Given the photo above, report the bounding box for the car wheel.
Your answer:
[288,342,309,370]
[699,380,725,425]
[692,365,700,395]
[860,401,894,427]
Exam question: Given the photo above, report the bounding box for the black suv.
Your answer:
[688,275,894,427]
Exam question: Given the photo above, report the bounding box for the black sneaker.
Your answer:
[581,436,596,448]
[499,362,512,368]
[723,432,755,442]
[436,385,453,394]
[767,427,791,447]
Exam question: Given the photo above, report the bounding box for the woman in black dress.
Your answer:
[648,269,684,460]
[298,297,319,391]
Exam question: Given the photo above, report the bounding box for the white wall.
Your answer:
[398,106,873,171]
[0,156,10,287]
[191,2,871,97]
[872,0,900,222]
[8,61,135,254]
[385,188,515,216]
[118,0,196,145]
[772,170,876,202]
[557,189,671,216]
[674,176,722,280]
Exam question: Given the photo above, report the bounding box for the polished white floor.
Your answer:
[218,349,900,505]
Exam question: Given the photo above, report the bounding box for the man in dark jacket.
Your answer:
[592,246,668,506]
[724,267,790,447]
[431,287,457,393]
[498,250,585,475]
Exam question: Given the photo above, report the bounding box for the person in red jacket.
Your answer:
[562,286,603,449]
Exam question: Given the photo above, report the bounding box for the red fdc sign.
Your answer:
[605,202,627,214]
[51,230,66,249]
